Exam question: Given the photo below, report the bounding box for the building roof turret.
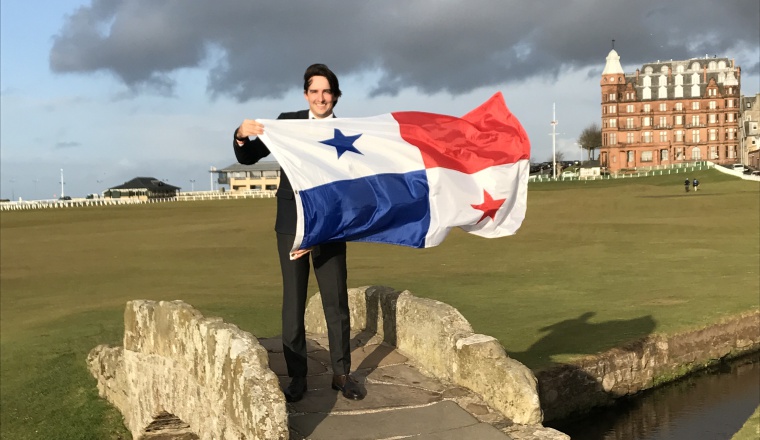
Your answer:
[602,49,624,75]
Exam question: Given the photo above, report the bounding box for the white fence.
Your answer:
[529,162,716,183]
[0,191,277,212]
[175,190,276,202]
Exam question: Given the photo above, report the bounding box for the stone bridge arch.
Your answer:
[87,300,288,440]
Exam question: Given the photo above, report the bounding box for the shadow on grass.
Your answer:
[514,312,657,364]
[509,311,657,422]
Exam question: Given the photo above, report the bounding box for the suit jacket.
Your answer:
[233,110,309,234]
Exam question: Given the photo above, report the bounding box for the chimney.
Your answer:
[636,68,640,82]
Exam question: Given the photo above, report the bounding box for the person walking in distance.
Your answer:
[693,178,699,192]
[232,64,365,402]
[684,178,690,193]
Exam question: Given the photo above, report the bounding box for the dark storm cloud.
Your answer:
[50,0,759,101]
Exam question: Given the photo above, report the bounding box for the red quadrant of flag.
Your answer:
[391,92,530,174]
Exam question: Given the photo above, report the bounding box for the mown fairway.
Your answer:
[1,169,758,439]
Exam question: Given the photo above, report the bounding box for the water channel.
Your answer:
[547,352,760,440]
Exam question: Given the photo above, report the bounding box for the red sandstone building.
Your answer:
[598,49,742,173]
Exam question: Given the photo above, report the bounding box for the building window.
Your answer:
[641,151,653,162]
[727,99,734,108]
[691,147,702,160]
[675,115,683,125]
[609,118,617,128]
[609,105,617,113]
[660,131,668,142]
[676,147,684,160]
[710,146,718,159]
[675,130,684,142]
[692,101,700,110]
[659,116,668,127]
[609,133,617,144]
[643,88,652,99]
[659,86,667,99]
[659,103,667,111]
[675,102,683,111]
[627,104,635,113]
[692,130,700,143]
[709,114,717,123]
[728,113,735,122]
[609,93,617,101]
[728,146,737,159]
[643,131,652,143]
[709,100,716,109]
[644,104,651,112]
[661,149,669,161]
[643,117,651,127]
[627,132,635,143]
[627,151,635,162]
[709,129,717,141]
[626,118,634,129]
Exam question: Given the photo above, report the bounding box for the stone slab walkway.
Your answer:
[260,331,515,440]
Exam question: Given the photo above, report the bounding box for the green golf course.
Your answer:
[1,169,758,439]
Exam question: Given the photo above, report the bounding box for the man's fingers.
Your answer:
[289,248,313,260]
[239,119,265,137]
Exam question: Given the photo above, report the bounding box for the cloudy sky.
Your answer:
[1,0,758,199]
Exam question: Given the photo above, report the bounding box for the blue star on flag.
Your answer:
[319,128,363,159]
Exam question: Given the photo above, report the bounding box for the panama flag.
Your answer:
[257,92,530,254]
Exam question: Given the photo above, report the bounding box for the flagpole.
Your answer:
[551,104,558,179]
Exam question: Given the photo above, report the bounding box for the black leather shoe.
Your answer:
[284,376,307,403]
[332,374,365,400]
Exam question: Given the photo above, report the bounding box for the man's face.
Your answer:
[304,75,335,119]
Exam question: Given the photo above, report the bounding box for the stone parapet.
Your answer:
[87,300,288,440]
[537,309,760,421]
[304,285,543,425]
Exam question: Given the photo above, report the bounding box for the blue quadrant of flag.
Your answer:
[299,170,431,248]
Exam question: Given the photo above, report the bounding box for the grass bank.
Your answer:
[1,169,758,438]
[732,406,760,440]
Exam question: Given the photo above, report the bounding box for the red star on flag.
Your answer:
[471,190,506,224]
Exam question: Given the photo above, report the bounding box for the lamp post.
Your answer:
[59,169,65,198]
[189,179,195,192]
[550,103,558,179]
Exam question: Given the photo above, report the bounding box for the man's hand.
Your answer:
[236,119,265,139]
[289,248,313,260]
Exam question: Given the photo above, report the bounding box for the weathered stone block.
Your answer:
[88,300,288,440]
[304,285,543,425]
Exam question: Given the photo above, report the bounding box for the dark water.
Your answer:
[547,353,760,440]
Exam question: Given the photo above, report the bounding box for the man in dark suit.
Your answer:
[233,64,364,402]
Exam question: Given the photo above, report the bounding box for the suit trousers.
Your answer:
[277,232,351,377]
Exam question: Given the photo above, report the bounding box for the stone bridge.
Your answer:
[88,286,566,439]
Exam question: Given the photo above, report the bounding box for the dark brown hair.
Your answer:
[303,64,342,104]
